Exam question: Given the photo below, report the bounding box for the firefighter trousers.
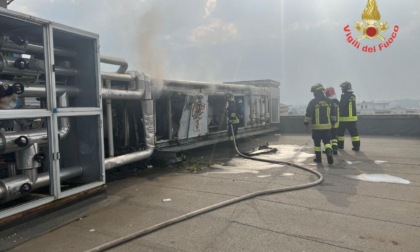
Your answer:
[330,127,338,153]
[228,122,239,141]
[337,121,360,150]
[312,129,332,161]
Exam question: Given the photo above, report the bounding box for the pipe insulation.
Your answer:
[104,72,155,170]
[0,32,76,57]
[0,94,70,154]
[22,84,80,97]
[101,71,145,100]
[0,166,83,203]
[100,55,128,74]
[105,79,114,157]
[0,55,77,77]
[85,126,323,252]
[0,79,80,97]
[160,79,270,96]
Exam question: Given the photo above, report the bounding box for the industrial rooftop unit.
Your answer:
[153,79,280,152]
[0,7,280,225]
[0,8,105,219]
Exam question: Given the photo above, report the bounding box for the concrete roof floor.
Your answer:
[10,134,420,252]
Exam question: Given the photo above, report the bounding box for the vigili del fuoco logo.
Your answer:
[344,0,399,53]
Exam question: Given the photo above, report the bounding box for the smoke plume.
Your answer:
[134,5,166,94]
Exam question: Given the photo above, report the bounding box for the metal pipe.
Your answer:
[0,166,83,203]
[265,96,270,122]
[260,97,265,122]
[101,72,133,82]
[53,65,78,76]
[0,55,77,77]
[100,55,128,74]
[33,166,83,189]
[124,102,129,147]
[0,94,70,153]
[22,83,80,97]
[104,90,155,170]
[101,71,145,100]
[0,33,76,57]
[58,93,71,139]
[26,43,76,58]
[105,148,154,170]
[101,88,145,100]
[105,79,114,157]
[0,128,48,153]
[161,79,258,92]
[15,143,41,183]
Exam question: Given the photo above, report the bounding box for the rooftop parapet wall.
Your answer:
[279,115,420,137]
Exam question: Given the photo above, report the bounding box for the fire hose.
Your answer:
[86,125,323,252]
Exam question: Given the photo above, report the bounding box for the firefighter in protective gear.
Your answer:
[324,87,339,155]
[225,93,240,141]
[304,83,336,164]
[338,81,360,151]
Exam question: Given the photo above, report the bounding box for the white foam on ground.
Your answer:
[281,173,295,176]
[346,161,363,165]
[209,160,280,174]
[374,160,388,164]
[347,174,410,184]
[208,145,312,174]
[257,175,272,178]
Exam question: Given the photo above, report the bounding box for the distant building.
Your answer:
[280,103,291,116]
[358,101,390,115]
[358,101,420,115]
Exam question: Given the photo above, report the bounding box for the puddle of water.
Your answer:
[281,173,295,177]
[209,160,279,174]
[374,160,388,164]
[207,145,312,174]
[346,161,362,165]
[252,145,313,164]
[347,174,410,184]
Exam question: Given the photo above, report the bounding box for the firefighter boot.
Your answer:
[313,151,322,163]
[352,141,360,151]
[332,145,338,155]
[337,136,344,149]
[332,139,338,155]
[325,146,334,165]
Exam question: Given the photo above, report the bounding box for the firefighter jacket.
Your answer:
[227,100,240,124]
[330,98,340,129]
[304,95,337,130]
[339,92,358,122]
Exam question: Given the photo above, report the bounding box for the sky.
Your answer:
[8,0,420,105]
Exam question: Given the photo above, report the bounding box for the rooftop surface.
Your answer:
[9,134,420,252]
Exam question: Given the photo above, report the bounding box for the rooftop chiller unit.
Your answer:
[0,7,279,226]
[0,8,105,219]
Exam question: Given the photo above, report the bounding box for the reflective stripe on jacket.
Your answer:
[331,98,340,128]
[304,96,337,130]
[227,100,240,124]
[339,92,358,122]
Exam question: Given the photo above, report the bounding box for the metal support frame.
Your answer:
[0,10,105,218]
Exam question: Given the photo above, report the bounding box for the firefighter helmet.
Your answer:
[310,83,324,93]
[340,81,352,92]
[324,87,336,97]
[225,92,234,100]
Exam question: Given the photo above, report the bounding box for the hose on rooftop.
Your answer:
[85,125,323,252]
